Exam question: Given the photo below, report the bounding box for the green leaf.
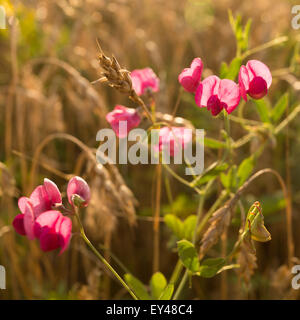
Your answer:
[204,137,226,149]
[124,274,151,300]
[197,258,226,278]
[158,284,174,300]
[183,215,197,241]
[228,10,252,54]
[150,272,167,299]
[237,156,255,187]
[177,240,200,273]
[224,57,242,80]
[253,98,271,123]
[220,165,237,191]
[164,214,183,239]
[192,163,229,187]
[271,93,289,123]
[219,62,229,79]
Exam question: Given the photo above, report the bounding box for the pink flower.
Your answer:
[12,178,74,254]
[34,210,72,254]
[131,68,159,96]
[178,58,203,93]
[106,105,141,138]
[195,75,241,116]
[238,60,272,101]
[67,176,91,208]
[158,127,193,157]
[13,179,62,239]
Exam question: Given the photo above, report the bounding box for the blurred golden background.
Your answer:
[0,0,300,299]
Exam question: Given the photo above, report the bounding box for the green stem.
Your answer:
[173,185,211,300]
[169,260,184,285]
[75,212,138,300]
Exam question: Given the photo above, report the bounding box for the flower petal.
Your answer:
[24,202,36,240]
[238,65,250,101]
[195,75,220,107]
[34,210,61,239]
[44,178,62,205]
[12,214,26,236]
[67,176,91,207]
[246,60,272,88]
[58,217,72,254]
[219,79,241,114]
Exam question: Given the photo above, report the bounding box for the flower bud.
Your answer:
[67,176,91,208]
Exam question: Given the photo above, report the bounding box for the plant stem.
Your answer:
[153,162,162,273]
[75,212,138,300]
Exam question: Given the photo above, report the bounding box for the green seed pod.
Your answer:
[246,201,271,242]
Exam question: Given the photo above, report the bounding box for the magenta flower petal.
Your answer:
[106,105,141,138]
[58,217,72,254]
[39,229,60,252]
[219,79,241,114]
[12,214,26,236]
[195,76,240,115]
[67,176,91,207]
[44,178,62,205]
[18,196,30,213]
[178,58,203,93]
[195,75,220,107]
[34,210,61,239]
[34,211,72,253]
[24,202,36,240]
[238,65,250,101]
[239,60,272,101]
[29,185,51,217]
[207,95,223,116]
[131,68,159,96]
[247,60,272,88]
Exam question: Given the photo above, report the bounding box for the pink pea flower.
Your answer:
[67,176,91,208]
[195,75,241,116]
[131,68,159,96]
[34,210,72,254]
[178,58,203,93]
[13,179,62,239]
[238,60,272,101]
[158,127,193,157]
[106,105,141,138]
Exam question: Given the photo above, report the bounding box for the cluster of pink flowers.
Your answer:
[106,67,191,155]
[105,59,272,155]
[13,176,90,254]
[178,58,272,116]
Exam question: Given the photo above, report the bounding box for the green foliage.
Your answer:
[124,274,151,300]
[177,240,200,273]
[125,272,173,300]
[197,258,226,278]
[150,272,167,299]
[192,163,229,187]
[271,93,289,123]
[253,98,271,123]
[158,284,174,300]
[228,10,252,56]
[219,57,242,80]
[163,194,198,218]
[164,214,197,241]
[220,165,238,191]
[237,156,255,187]
[204,137,227,149]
